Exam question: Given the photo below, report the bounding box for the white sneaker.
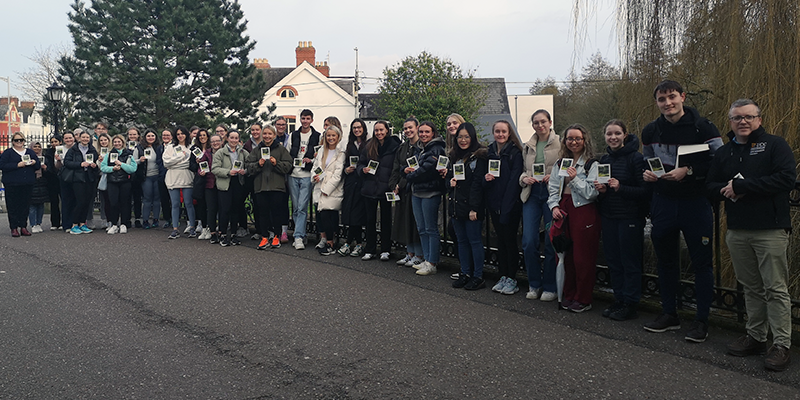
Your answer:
[407,256,424,268]
[107,225,119,235]
[361,253,375,261]
[119,225,127,234]
[416,262,437,276]
[105,224,113,232]
[184,225,192,234]
[492,277,508,292]
[294,237,305,250]
[379,252,390,261]
[500,278,519,295]
[526,287,542,300]
[199,227,211,240]
[397,254,413,265]
[32,225,42,233]
[540,291,558,302]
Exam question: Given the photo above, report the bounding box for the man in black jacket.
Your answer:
[707,99,795,371]
[641,80,723,342]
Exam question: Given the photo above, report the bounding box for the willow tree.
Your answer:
[574,0,800,296]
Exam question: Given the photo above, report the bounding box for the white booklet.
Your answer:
[85,153,94,163]
[453,163,465,180]
[261,146,270,160]
[597,164,611,184]
[232,160,243,171]
[313,166,325,181]
[367,160,379,175]
[436,155,449,171]
[406,156,419,171]
[532,163,545,181]
[191,147,203,158]
[385,192,399,202]
[648,157,665,177]
[108,152,119,164]
[558,158,573,177]
[22,154,32,165]
[488,160,500,177]
[199,161,210,173]
[293,158,304,167]
[127,141,137,150]
[349,156,359,168]
[55,146,65,156]
[100,147,109,157]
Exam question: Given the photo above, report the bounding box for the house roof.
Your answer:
[260,68,295,90]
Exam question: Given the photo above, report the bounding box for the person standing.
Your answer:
[162,126,198,239]
[274,116,291,242]
[641,80,723,342]
[43,135,62,230]
[389,117,423,266]
[286,109,321,250]
[0,132,40,237]
[338,118,369,257]
[63,130,100,234]
[138,129,162,229]
[28,141,49,233]
[100,135,137,234]
[212,130,249,246]
[55,130,77,232]
[242,123,264,240]
[246,125,293,249]
[707,99,795,371]
[311,125,346,255]
[519,110,561,301]
[126,127,144,228]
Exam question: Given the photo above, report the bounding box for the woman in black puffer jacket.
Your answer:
[594,120,649,321]
[404,121,446,276]
[357,121,401,261]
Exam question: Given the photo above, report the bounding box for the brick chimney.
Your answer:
[0,97,19,106]
[296,41,316,67]
[20,101,35,109]
[315,61,330,77]
[254,58,271,69]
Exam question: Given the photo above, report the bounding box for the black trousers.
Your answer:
[158,180,171,222]
[205,187,219,232]
[317,209,339,242]
[491,211,521,279]
[72,181,95,225]
[107,181,132,226]
[217,179,243,235]
[46,178,61,228]
[365,197,392,254]
[256,191,288,237]
[5,184,33,229]
[130,177,143,220]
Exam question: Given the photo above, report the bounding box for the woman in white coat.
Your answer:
[312,125,346,255]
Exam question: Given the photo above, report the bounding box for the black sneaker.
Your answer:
[609,303,638,321]
[135,220,143,228]
[210,233,219,244]
[230,237,241,246]
[464,276,486,290]
[452,274,470,289]
[643,313,681,333]
[684,320,708,343]
[219,236,230,247]
[319,244,336,256]
[602,302,624,318]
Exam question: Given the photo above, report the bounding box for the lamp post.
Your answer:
[46,82,65,137]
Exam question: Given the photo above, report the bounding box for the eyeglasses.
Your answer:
[13,138,25,143]
[566,137,584,143]
[729,115,760,123]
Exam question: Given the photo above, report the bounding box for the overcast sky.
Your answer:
[1,0,618,101]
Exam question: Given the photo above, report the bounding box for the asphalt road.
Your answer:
[1,221,798,399]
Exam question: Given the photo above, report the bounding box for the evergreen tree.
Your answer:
[376,52,486,134]
[59,0,266,131]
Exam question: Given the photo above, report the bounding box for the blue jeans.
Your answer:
[141,175,161,222]
[407,242,422,255]
[412,195,441,264]
[522,183,557,292]
[29,203,44,226]
[650,193,713,321]
[289,176,312,239]
[452,218,485,278]
[169,188,195,229]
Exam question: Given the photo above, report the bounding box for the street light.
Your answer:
[46,82,65,137]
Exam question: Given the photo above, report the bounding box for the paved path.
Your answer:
[0,223,798,399]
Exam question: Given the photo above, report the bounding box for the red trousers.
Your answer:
[560,194,601,305]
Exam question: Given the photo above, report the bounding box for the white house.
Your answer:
[254,41,358,135]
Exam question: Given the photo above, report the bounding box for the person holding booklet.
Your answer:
[338,118,369,257]
[191,128,212,238]
[100,135,138,234]
[547,124,601,313]
[286,109,322,250]
[126,127,144,228]
[198,134,223,243]
[43,135,62,230]
[484,120,524,295]
[641,80,723,342]
[447,123,488,289]
[63,130,100,234]
[0,132,41,237]
[212,130,249,246]
[245,125,293,249]
[138,129,162,229]
[357,121,400,261]
[404,121,447,275]
[389,117,424,266]
[55,130,77,231]
[519,109,561,301]
[27,141,49,233]
[594,120,648,321]
[94,133,112,229]
[311,125,346,255]
[162,126,198,239]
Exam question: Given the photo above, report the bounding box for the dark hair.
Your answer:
[603,119,628,135]
[300,109,313,118]
[324,116,342,132]
[366,120,390,160]
[50,134,63,143]
[419,121,438,136]
[450,122,482,161]
[560,123,595,160]
[174,125,190,146]
[95,122,108,129]
[653,80,684,99]
[531,109,551,122]
[348,118,367,148]
[190,125,200,132]
[251,122,263,130]
[492,120,522,150]
[141,128,161,148]
[193,128,210,150]
[404,116,419,127]
[126,126,140,138]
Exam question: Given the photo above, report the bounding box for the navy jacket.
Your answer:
[448,147,488,220]
[406,136,447,196]
[483,141,523,224]
[707,127,796,230]
[0,148,41,186]
[358,135,401,199]
[63,145,100,183]
[597,134,649,219]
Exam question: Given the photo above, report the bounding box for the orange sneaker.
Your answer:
[271,236,281,248]
[257,237,270,250]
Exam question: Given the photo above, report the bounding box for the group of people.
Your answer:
[1,80,794,371]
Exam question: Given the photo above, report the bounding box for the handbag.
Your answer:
[548,211,572,253]
[98,173,108,191]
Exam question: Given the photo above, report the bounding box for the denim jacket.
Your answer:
[547,155,599,210]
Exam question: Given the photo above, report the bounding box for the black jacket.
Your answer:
[707,127,796,230]
[63,145,100,183]
[341,140,367,225]
[448,148,488,220]
[289,127,321,172]
[597,134,649,219]
[483,141,523,224]
[106,148,134,183]
[406,136,447,196]
[358,135,401,199]
[642,106,723,199]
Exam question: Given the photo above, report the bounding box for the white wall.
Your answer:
[508,94,554,143]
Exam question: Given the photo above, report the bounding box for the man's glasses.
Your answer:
[729,115,759,123]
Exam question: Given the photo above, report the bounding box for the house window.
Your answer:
[278,85,297,100]
[286,117,296,133]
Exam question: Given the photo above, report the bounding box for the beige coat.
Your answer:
[519,130,561,203]
[311,148,345,210]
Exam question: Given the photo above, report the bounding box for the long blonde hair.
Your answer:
[322,125,342,162]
